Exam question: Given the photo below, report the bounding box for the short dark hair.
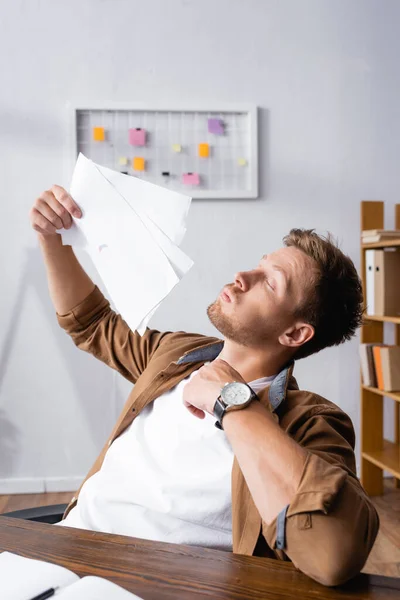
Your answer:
[283,228,364,360]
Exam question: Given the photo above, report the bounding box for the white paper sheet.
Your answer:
[0,552,143,600]
[59,575,144,599]
[0,551,78,600]
[61,154,193,334]
[97,163,191,246]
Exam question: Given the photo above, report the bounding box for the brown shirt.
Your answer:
[57,286,379,587]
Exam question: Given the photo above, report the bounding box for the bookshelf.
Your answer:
[360,201,400,495]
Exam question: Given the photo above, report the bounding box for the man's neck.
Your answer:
[218,339,292,383]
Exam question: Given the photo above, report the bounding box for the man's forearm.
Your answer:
[223,400,308,525]
[39,235,95,314]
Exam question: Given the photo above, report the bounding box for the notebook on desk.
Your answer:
[0,552,143,600]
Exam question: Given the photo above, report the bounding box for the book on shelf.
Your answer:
[362,229,400,243]
[363,230,400,235]
[369,345,400,392]
[380,346,400,391]
[363,235,400,243]
[0,551,143,600]
[372,346,386,390]
[360,343,381,387]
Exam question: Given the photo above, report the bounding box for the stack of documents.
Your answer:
[61,154,194,334]
[362,229,400,243]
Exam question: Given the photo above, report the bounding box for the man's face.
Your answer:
[207,246,318,348]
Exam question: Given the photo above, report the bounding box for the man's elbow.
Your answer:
[314,551,370,588]
[300,503,380,587]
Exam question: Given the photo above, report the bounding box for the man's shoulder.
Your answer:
[281,383,356,448]
[286,384,346,413]
[281,385,356,470]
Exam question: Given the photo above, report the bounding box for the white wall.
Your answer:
[1,0,399,492]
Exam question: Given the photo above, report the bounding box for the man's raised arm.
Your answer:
[30,185,167,383]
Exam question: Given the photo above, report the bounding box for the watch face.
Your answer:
[221,382,252,406]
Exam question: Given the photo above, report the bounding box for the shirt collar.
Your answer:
[177,341,295,412]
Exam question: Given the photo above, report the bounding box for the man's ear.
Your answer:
[278,322,315,349]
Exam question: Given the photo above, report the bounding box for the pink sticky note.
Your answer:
[208,118,224,135]
[129,128,146,146]
[182,173,200,186]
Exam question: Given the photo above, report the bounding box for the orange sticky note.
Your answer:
[93,127,105,142]
[133,157,145,171]
[198,143,209,158]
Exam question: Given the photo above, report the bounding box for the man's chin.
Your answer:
[207,300,269,348]
[207,301,225,333]
[207,301,244,344]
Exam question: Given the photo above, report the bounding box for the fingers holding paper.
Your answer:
[30,186,82,237]
[51,185,82,219]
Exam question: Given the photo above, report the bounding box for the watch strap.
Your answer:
[214,397,226,430]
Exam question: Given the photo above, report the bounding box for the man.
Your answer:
[30,185,379,587]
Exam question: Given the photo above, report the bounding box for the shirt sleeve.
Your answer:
[56,286,169,383]
[261,406,380,587]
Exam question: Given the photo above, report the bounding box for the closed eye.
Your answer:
[266,278,275,291]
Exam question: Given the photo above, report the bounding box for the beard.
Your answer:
[207,298,268,347]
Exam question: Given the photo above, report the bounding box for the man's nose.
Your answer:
[234,272,250,292]
[234,268,263,292]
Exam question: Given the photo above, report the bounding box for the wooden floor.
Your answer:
[0,491,73,515]
[1,480,399,578]
[363,478,400,577]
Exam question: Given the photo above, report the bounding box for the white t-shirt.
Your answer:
[60,367,274,550]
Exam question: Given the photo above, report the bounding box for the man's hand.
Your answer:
[183,359,246,419]
[30,185,82,237]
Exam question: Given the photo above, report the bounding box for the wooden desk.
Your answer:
[0,516,399,599]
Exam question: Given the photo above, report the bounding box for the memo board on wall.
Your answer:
[71,104,258,199]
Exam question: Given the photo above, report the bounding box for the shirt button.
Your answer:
[71,496,76,503]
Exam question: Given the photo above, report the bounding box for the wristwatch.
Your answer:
[213,382,258,430]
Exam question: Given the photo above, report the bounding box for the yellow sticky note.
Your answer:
[237,158,247,166]
[198,143,209,158]
[119,156,128,166]
[133,157,145,171]
[172,144,182,153]
[93,127,105,142]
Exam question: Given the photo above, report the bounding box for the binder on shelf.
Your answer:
[365,250,377,315]
[374,250,384,314]
[365,249,400,316]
